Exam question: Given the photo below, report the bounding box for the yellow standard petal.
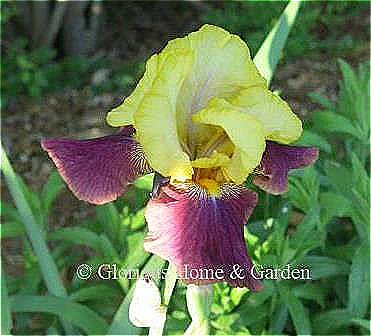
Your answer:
[193,97,266,184]
[230,86,302,144]
[166,24,267,155]
[135,49,194,181]
[191,151,230,169]
[107,54,159,126]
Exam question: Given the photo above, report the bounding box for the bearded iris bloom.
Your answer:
[42,25,318,289]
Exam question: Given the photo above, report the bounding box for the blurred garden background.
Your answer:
[1,1,370,335]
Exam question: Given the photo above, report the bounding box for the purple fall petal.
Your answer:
[253,141,319,195]
[41,127,151,204]
[144,183,262,289]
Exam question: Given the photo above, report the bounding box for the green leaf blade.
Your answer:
[279,285,311,335]
[1,145,67,298]
[11,294,108,335]
[254,0,302,84]
[348,244,370,317]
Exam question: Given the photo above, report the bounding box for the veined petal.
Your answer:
[193,97,266,184]
[253,141,319,194]
[144,183,262,289]
[107,55,159,126]
[230,86,302,144]
[41,127,151,204]
[135,50,194,181]
[169,24,266,153]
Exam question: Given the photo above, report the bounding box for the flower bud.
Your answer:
[129,275,166,334]
[184,284,213,335]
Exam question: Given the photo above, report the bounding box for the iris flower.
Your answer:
[42,25,318,289]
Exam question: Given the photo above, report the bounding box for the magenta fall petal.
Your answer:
[253,141,319,195]
[144,183,262,289]
[41,127,151,205]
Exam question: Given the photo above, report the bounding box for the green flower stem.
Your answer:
[184,284,214,335]
[108,255,165,335]
[1,144,75,334]
[163,262,178,306]
[144,263,177,336]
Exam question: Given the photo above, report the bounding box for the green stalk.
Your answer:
[1,144,75,334]
[163,263,178,306]
[184,284,214,335]
[108,255,165,335]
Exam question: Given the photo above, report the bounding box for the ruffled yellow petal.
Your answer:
[135,49,194,181]
[105,24,300,187]
[167,24,267,154]
[193,97,266,184]
[107,55,160,126]
[225,149,256,185]
[230,86,302,144]
[191,151,230,168]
